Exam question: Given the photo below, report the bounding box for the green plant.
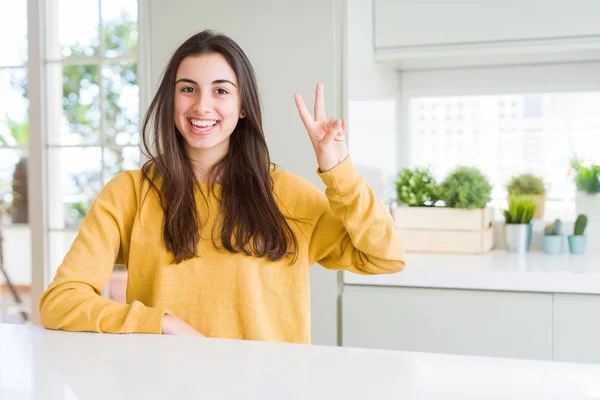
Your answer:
[507,173,546,196]
[574,214,588,236]
[571,158,600,194]
[544,219,562,236]
[503,197,536,224]
[0,114,29,150]
[438,167,492,209]
[395,167,439,207]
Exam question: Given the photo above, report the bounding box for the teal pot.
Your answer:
[568,235,587,255]
[504,223,533,253]
[543,236,563,254]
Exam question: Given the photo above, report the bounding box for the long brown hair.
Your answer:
[140,30,297,264]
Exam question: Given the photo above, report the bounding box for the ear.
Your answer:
[240,111,246,118]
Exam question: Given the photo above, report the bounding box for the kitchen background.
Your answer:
[1,0,599,365]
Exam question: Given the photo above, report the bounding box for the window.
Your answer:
[0,0,30,323]
[45,0,140,279]
[402,64,600,221]
[0,0,141,323]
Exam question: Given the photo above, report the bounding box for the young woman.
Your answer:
[39,30,405,343]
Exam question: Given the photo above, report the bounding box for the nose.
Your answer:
[192,90,213,114]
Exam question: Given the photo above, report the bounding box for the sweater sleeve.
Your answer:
[307,157,405,275]
[39,171,168,334]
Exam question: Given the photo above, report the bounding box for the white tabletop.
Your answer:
[344,250,600,294]
[2,323,600,399]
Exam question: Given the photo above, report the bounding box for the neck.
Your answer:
[186,142,229,182]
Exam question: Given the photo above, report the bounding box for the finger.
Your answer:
[314,82,325,122]
[324,117,337,140]
[335,119,346,139]
[324,118,342,145]
[294,93,314,130]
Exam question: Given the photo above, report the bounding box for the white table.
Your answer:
[2,324,600,399]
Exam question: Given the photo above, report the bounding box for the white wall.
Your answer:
[147,0,344,346]
[346,0,402,205]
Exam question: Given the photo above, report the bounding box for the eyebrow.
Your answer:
[175,78,237,88]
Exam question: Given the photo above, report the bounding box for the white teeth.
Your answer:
[191,119,218,128]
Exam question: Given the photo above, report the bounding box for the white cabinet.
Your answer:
[374,0,600,49]
[373,0,600,69]
[553,294,600,364]
[342,286,553,360]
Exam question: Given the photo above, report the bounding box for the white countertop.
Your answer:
[344,251,600,294]
[2,323,600,399]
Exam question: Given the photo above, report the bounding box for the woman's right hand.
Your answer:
[161,314,205,336]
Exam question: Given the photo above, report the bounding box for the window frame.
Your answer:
[22,0,148,324]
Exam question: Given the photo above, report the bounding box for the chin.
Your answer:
[184,134,230,153]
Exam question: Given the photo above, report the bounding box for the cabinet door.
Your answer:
[553,294,600,364]
[374,0,600,49]
[342,286,552,360]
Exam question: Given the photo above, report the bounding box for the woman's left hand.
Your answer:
[294,83,348,172]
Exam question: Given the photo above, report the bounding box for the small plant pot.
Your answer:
[575,192,600,221]
[543,236,563,254]
[568,235,587,255]
[504,223,533,253]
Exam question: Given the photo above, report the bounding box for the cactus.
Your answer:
[574,214,588,236]
[544,219,562,236]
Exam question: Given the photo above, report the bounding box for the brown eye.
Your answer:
[216,88,229,95]
[181,86,195,93]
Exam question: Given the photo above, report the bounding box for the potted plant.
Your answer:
[543,219,563,254]
[507,173,546,220]
[503,197,536,252]
[568,214,588,255]
[571,159,600,221]
[438,166,492,209]
[392,166,495,254]
[395,167,439,207]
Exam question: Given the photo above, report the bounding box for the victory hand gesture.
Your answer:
[294,83,348,172]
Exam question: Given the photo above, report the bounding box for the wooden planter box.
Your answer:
[392,206,495,254]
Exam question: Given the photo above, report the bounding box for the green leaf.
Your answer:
[395,167,439,207]
[507,173,546,195]
[439,167,492,209]
[572,159,600,194]
[4,114,29,147]
[504,197,536,224]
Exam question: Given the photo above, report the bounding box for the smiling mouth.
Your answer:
[188,118,219,135]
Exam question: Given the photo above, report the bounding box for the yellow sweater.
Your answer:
[39,157,405,343]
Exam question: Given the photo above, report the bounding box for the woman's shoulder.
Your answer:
[104,169,144,190]
[101,169,156,201]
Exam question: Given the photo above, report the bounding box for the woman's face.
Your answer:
[174,53,244,162]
